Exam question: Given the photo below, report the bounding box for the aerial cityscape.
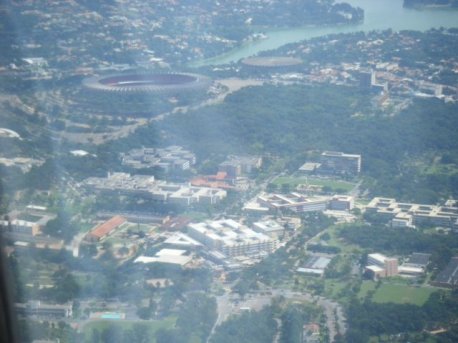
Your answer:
[0,0,458,343]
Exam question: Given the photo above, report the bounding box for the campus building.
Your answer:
[366,197,458,228]
[121,146,196,172]
[319,151,361,176]
[0,210,55,236]
[218,155,262,178]
[328,195,354,211]
[81,173,227,206]
[257,193,328,213]
[187,219,275,258]
[252,220,285,239]
[84,215,127,242]
[365,253,399,279]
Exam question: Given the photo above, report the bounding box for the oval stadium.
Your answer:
[82,72,211,94]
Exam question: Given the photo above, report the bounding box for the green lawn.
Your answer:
[371,284,435,306]
[82,317,176,342]
[272,176,355,192]
[358,281,377,300]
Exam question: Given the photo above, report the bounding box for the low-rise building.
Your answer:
[85,215,126,242]
[121,145,196,172]
[134,248,193,266]
[81,173,227,206]
[1,211,54,236]
[256,192,328,213]
[432,257,458,288]
[366,197,458,228]
[16,301,72,319]
[297,255,332,276]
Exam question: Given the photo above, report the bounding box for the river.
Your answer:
[194,0,458,66]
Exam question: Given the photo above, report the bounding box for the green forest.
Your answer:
[159,84,458,203]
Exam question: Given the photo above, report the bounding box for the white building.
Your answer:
[366,197,458,228]
[187,219,275,258]
[328,195,354,211]
[82,173,227,206]
[252,220,285,239]
[257,192,328,213]
[366,253,398,278]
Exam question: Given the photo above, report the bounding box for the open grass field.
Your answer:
[272,176,355,192]
[358,281,377,299]
[371,283,435,306]
[82,317,176,342]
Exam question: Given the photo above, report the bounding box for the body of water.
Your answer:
[195,0,458,66]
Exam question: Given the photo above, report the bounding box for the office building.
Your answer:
[366,253,398,278]
[319,151,361,176]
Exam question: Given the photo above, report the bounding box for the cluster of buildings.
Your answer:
[121,146,196,173]
[244,193,354,214]
[81,172,227,206]
[133,218,286,269]
[299,151,361,177]
[365,198,458,228]
[190,154,261,191]
[365,252,430,279]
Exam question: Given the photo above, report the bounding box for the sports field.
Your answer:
[272,176,355,192]
[371,283,435,306]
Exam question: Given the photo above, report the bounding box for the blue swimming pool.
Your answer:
[100,312,124,320]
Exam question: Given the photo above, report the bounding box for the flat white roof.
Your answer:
[368,253,388,264]
[134,254,192,266]
[156,248,187,257]
[297,268,324,275]
[366,265,384,273]
[398,266,424,274]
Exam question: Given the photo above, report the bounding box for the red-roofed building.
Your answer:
[191,172,234,190]
[85,215,126,242]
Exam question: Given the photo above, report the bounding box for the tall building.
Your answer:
[320,151,361,176]
[366,253,399,278]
